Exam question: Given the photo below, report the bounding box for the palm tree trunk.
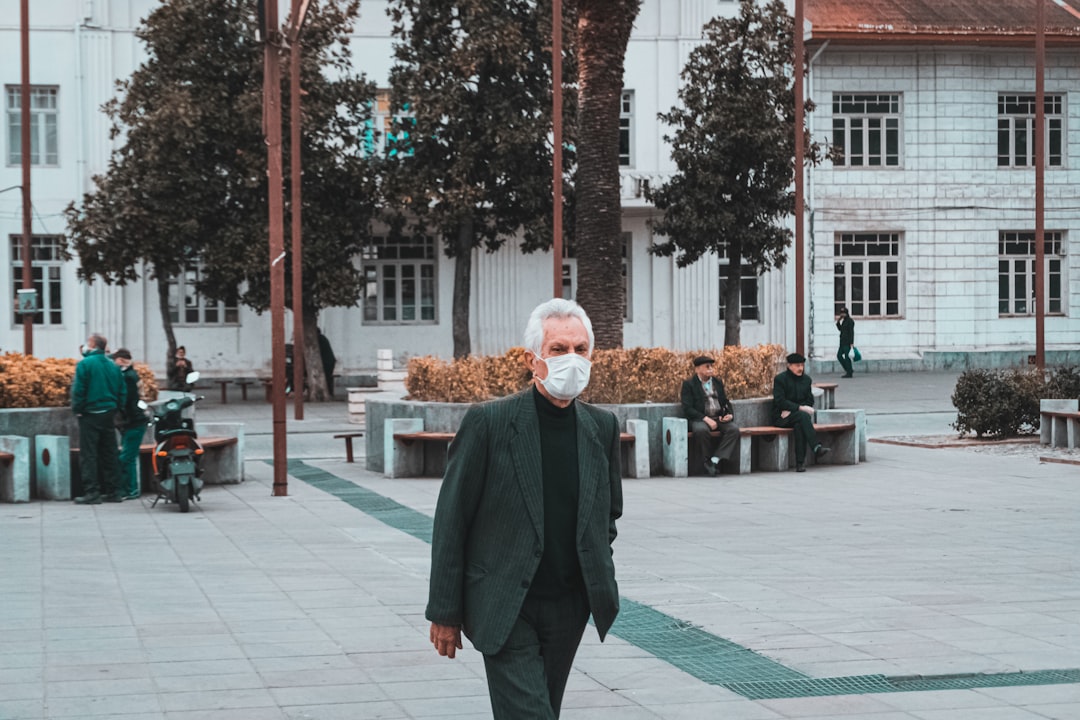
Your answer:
[572,0,640,349]
[302,305,330,402]
[723,255,743,347]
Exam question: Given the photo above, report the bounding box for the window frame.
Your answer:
[5,85,59,167]
[619,90,634,168]
[361,235,438,325]
[997,93,1064,168]
[997,230,1066,317]
[167,260,240,326]
[831,93,902,168]
[364,89,414,158]
[10,234,64,326]
[833,232,904,319]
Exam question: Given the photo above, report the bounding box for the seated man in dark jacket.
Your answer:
[771,352,830,472]
[681,356,740,475]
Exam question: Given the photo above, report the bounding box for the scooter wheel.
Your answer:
[176,480,190,513]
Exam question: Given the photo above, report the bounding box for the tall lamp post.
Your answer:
[20,0,33,355]
[793,0,805,356]
[551,0,563,298]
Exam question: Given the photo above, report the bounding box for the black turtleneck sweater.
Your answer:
[528,386,583,598]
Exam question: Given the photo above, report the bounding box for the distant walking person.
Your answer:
[71,334,127,504]
[836,307,855,378]
[112,349,146,500]
[681,355,740,475]
[771,352,830,473]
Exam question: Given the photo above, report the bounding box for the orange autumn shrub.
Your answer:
[0,352,159,408]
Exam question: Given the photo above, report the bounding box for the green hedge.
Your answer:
[951,366,1080,438]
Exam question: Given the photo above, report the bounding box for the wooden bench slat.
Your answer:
[0,451,13,464]
[393,432,456,442]
[691,423,856,439]
[1043,411,1080,420]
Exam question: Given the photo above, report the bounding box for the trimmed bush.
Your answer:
[951,366,1080,438]
[405,345,787,404]
[0,352,159,409]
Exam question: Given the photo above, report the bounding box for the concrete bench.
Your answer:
[1040,399,1080,449]
[383,418,649,479]
[813,382,838,410]
[662,412,863,477]
[0,436,30,503]
[334,432,366,463]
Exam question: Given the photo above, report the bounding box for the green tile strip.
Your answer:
[282,461,1080,699]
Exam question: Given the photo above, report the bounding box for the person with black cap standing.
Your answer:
[772,353,830,472]
[112,349,147,500]
[836,307,855,378]
[681,355,740,475]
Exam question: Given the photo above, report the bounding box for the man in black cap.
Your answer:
[681,356,740,475]
[771,353,830,472]
[112,349,147,500]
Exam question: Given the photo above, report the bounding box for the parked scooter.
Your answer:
[148,372,205,512]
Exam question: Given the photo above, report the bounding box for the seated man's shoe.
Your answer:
[813,444,831,460]
[795,463,806,473]
[703,460,717,476]
[74,494,102,505]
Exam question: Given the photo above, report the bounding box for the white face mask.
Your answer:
[537,353,591,401]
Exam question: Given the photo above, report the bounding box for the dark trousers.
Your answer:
[118,426,145,496]
[690,419,740,471]
[483,590,590,720]
[837,344,854,375]
[776,410,818,464]
[78,411,120,497]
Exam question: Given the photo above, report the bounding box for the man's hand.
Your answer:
[430,622,462,659]
[704,416,717,430]
[798,405,815,416]
[780,410,790,419]
[719,413,733,423]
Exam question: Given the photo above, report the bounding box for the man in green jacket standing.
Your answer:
[771,352,830,472]
[71,334,126,504]
[112,349,146,500]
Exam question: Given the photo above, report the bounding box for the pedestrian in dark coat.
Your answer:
[836,307,855,378]
[427,299,622,720]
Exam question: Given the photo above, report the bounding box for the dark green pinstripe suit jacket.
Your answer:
[426,388,623,655]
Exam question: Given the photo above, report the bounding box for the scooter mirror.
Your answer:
[137,400,148,410]
[186,371,201,385]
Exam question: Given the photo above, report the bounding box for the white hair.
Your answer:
[523,298,594,355]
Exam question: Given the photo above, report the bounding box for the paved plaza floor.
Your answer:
[2,371,1078,719]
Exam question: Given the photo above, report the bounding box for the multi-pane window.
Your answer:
[560,233,632,320]
[834,232,902,318]
[362,236,436,323]
[619,91,633,167]
[6,86,58,166]
[363,89,414,157]
[714,241,760,322]
[167,261,239,325]
[831,93,901,167]
[998,231,1065,316]
[997,94,1063,167]
[10,235,63,325]
[718,275,760,322]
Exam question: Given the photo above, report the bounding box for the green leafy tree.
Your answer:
[386,0,575,358]
[64,0,378,400]
[572,0,640,349]
[648,0,828,346]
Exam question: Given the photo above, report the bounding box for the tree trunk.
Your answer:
[723,254,743,347]
[451,217,474,359]
[156,272,178,381]
[572,0,640,349]
[302,305,331,402]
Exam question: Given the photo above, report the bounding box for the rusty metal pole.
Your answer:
[1034,0,1046,370]
[20,0,33,355]
[290,0,305,420]
[794,0,806,355]
[264,0,289,495]
[552,0,563,298]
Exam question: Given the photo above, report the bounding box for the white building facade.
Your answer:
[2,0,1076,377]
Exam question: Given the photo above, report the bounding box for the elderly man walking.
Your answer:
[426,298,623,719]
[71,333,126,504]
